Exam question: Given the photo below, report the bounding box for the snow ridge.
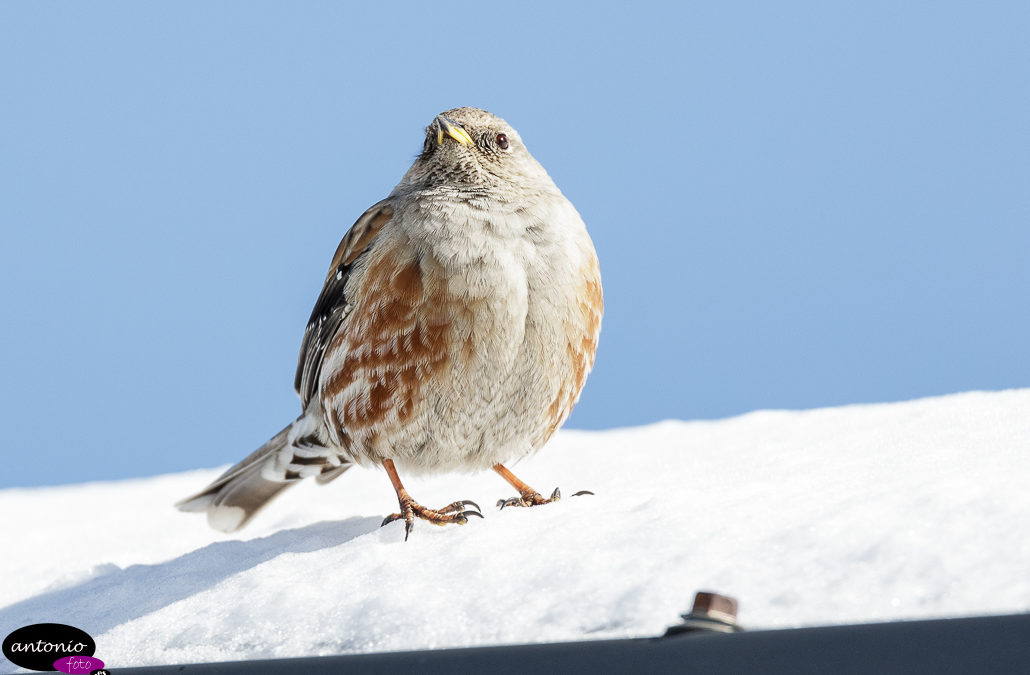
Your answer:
[3,390,1028,671]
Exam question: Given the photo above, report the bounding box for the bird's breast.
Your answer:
[320,194,600,473]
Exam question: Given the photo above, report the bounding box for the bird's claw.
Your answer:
[381,498,483,541]
[496,496,523,509]
[441,499,482,515]
[496,487,593,509]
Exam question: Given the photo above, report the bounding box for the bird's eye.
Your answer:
[495,133,509,150]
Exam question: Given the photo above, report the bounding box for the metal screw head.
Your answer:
[690,591,739,624]
[664,591,741,636]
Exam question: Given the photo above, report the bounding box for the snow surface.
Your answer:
[3,390,1029,671]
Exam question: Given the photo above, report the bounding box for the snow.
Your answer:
[3,389,1029,671]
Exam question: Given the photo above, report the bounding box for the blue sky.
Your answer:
[2,2,1027,488]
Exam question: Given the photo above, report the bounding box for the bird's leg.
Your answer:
[493,463,594,509]
[380,459,482,541]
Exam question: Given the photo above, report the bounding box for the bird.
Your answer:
[176,107,602,539]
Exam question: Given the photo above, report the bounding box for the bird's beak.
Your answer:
[435,115,474,146]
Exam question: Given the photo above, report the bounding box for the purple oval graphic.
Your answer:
[54,655,105,674]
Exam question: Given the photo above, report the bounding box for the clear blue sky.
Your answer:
[2,2,1027,488]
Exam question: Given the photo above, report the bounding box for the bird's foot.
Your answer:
[496,487,594,510]
[381,496,483,541]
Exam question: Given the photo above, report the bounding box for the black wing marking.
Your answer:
[294,199,394,408]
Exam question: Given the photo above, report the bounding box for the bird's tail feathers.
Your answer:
[175,414,349,532]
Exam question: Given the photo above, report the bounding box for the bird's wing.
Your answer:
[294,199,394,407]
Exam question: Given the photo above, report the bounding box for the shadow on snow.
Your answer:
[0,517,381,636]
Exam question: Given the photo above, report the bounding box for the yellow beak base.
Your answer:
[436,115,473,146]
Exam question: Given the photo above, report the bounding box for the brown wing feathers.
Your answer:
[293,201,394,407]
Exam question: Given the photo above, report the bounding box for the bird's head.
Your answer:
[396,107,556,196]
